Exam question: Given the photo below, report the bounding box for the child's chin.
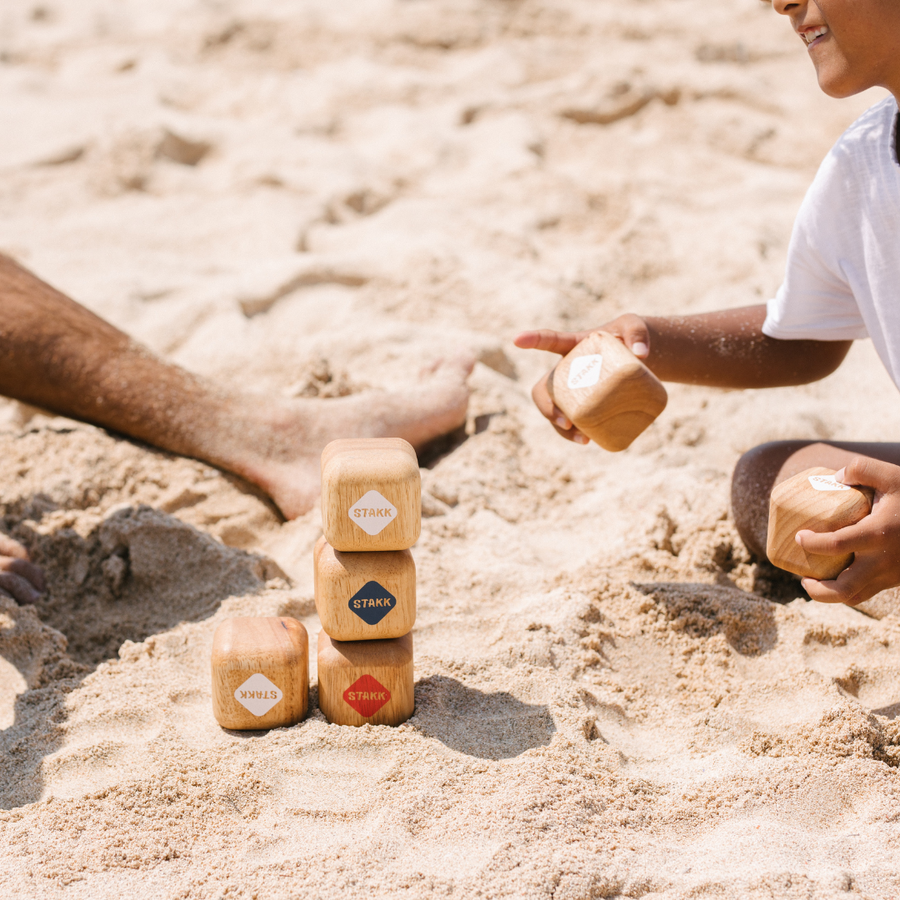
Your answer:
[814,63,869,99]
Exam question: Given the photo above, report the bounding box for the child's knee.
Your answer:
[731,441,800,557]
[733,442,786,498]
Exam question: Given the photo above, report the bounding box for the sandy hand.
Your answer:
[797,456,900,606]
[0,534,45,604]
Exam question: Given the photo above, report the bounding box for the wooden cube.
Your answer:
[321,438,421,552]
[317,631,414,727]
[211,617,309,730]
[766,467,873,580]
[548,331,668,451]
[314,537,416,641]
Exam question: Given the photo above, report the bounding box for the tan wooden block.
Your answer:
[766,467,873,580]
[321,438,421,551]
[548,331,668,451]
[211,617,309,730]
[314,537,416,641]
[317,631,414,727]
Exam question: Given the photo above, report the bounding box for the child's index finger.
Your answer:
[513,330,581,355]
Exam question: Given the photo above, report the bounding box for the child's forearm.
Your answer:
[513,304,854,444]
[641,305,851,388]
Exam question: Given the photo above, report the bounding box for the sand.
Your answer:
[1,0,900,897]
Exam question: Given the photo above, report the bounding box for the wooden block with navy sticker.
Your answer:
[766,466,873,581]
[314,536,416,641]
[211,617,309,730]
[548,330,668,452]
[317,631,414,727]
[321,438,421,552]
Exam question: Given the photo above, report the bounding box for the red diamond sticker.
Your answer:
[343,674,391,718]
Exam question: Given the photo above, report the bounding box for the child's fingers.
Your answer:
[837,456,900,493]
[514,330,585,356]
[795,522,868,557]
[801,560,882,607]
[531,377,589,444]
[532,383,574,433]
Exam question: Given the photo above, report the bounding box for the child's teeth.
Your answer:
[806,27,827,44]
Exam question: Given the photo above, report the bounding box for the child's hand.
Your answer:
[514,315,652,443]
[0,534,45,604]
[795,456,900,606]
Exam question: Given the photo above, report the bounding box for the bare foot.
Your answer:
[228,355,474,519]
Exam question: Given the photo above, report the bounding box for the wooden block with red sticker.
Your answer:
[317,631,414,727]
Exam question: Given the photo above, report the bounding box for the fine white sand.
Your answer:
[1,1,900,897]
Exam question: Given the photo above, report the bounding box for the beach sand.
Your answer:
[1,1,900,896]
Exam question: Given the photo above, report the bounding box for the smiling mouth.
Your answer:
[802,25,828,46]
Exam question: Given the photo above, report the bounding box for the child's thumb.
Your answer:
[837,456,900,494]
[613,316,651,358]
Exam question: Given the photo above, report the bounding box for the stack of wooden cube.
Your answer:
[314,438,420,727]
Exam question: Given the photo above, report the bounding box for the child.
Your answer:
[515,0,900,608]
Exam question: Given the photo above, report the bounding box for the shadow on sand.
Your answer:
[411,674,556,760]
[632,581,779,656]
[0,502,270,809]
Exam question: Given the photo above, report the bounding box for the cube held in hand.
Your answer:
[317,631,414,727]
[321,438,421,552]
[766,467,873,580]
[211,617,309,730]
[548,331,668,451]
[314,537,416,641]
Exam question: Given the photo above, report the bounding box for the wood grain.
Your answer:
[317,631,414,727]
[321,438,421,551]
[548,331,667,451]
[766,466,873,580]
[211,617,309,730]
[314,536,416,641]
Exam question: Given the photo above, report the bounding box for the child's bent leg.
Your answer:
[731,440,900,560]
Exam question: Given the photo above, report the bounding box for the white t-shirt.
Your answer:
[763,97,900,387]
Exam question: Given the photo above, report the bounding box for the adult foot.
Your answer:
[230,355,474,519]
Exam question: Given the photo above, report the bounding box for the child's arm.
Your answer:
[514,304,852,442]
[796,457,900,606]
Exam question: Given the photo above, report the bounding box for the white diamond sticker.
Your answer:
[808,474,851,492]
[567,354,603,389]
[349,490,398,535]
[234,673,283,717]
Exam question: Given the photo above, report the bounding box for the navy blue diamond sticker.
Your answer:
[348,581,397,625]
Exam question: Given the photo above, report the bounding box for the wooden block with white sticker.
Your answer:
[314,537,416,641]
[317,631,414,727]
[321,438,421,552]
[548,331,668,452]
[211,617,309,730]
[766,467,873,580]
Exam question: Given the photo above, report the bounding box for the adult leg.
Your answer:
[0,254,472,519]
[731,440,900,559]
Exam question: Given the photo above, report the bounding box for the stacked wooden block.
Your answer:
[315,438,419,727]
[209,437,420,731]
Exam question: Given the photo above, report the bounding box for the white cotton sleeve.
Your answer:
[762,153,869,342]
